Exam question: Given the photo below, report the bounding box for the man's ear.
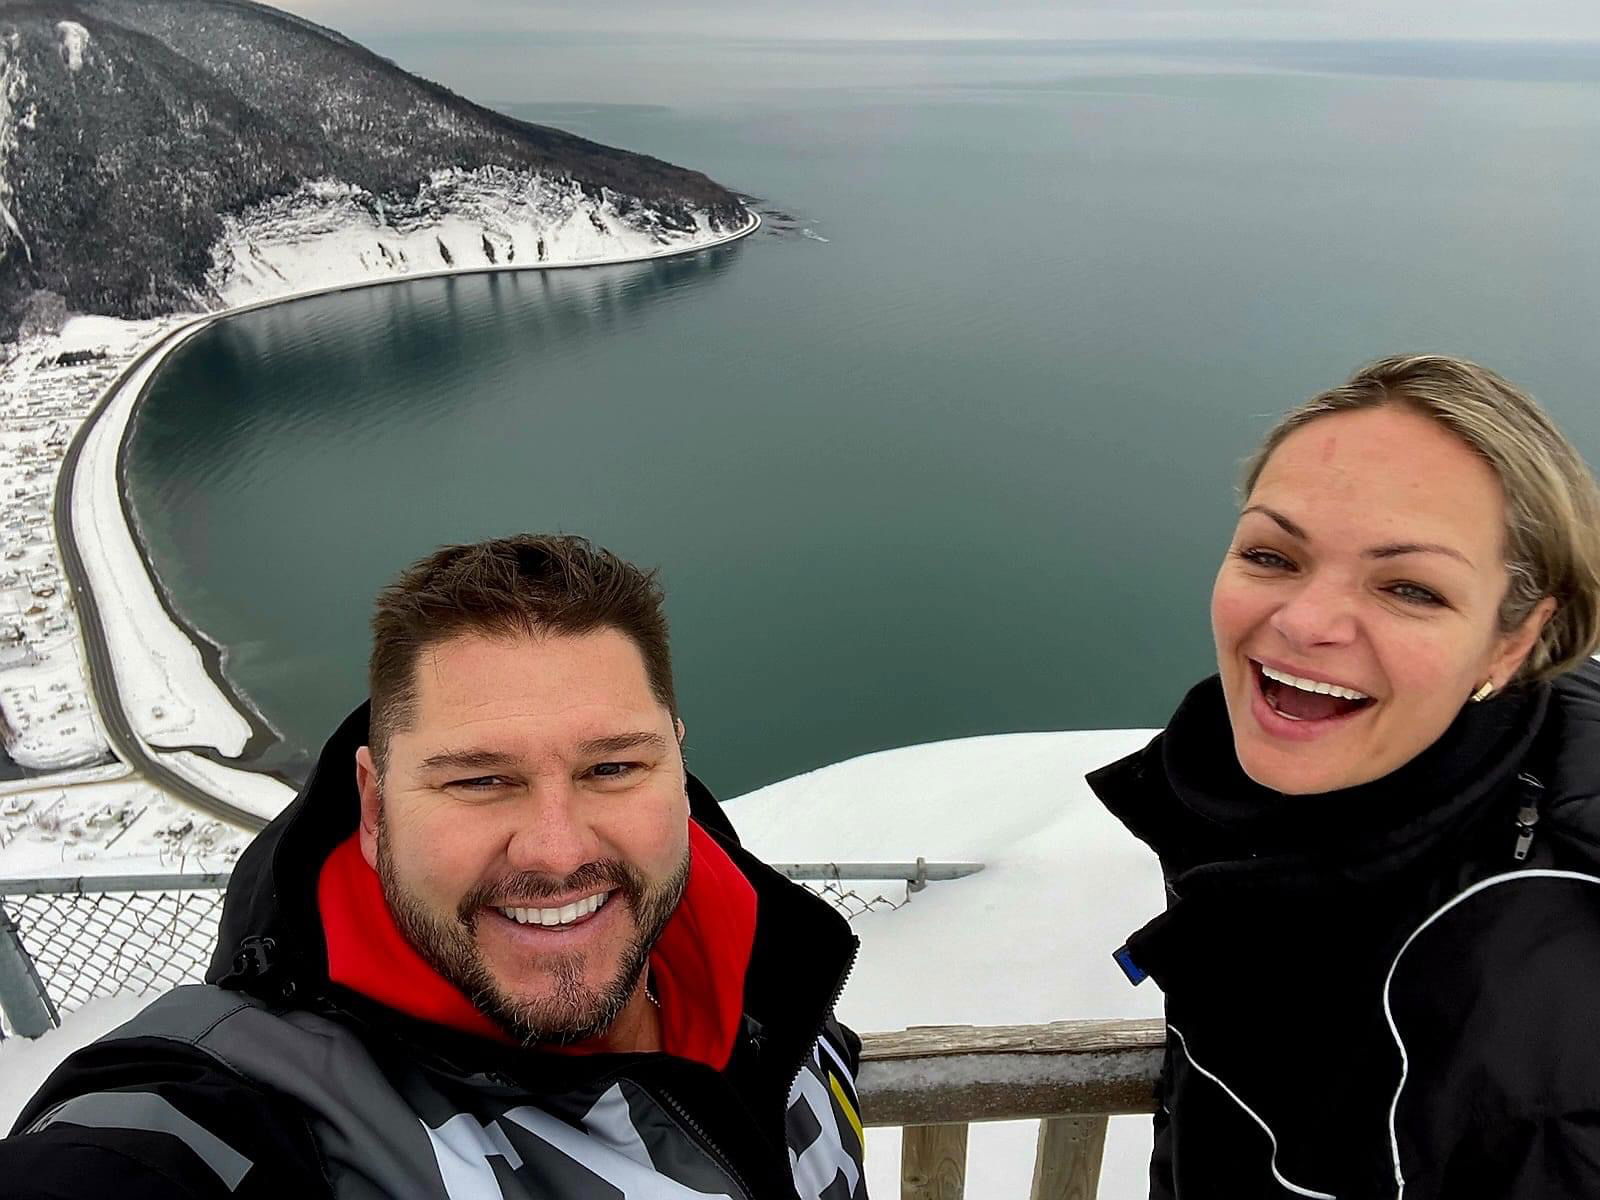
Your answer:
[355,745,383,869]
[674,718,686,745]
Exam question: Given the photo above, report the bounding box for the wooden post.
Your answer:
[1030,1116,1108,1200]
[902,1122,969,1200]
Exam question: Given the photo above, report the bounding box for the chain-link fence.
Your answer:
[0,873,231,1035]
[774,859,983,922]
[0,860,982,1037]
[796,875,909,920]
[8,887,226,1015]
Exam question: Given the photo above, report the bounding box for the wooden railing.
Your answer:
[857,1018,1166,1199]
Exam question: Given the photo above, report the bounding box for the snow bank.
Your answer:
[729,729,1167,1200]
[208,170,754,308]
[160,750,295,820]
[54,315,155,358]
[0,994,149,1130]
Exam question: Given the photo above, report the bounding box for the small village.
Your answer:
[0,333,126,772]
[0,319,245,872]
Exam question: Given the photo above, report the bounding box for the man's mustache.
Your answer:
[456,860,646,923]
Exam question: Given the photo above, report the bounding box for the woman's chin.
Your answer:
[1233,735,1382,795]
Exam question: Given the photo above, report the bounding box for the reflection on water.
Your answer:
[151,250,745,489]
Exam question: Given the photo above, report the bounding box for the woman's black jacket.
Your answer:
[1089,660,1600,1200]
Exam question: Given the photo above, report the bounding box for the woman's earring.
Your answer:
[1470,680,1496,703]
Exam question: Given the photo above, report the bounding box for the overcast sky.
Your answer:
[275,1,1600,43]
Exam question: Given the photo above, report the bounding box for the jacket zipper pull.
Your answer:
[1513,772,1542,863]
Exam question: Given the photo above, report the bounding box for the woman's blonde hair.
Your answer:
[1241,354,1600,682]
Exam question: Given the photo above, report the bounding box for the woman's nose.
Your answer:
[1269,576,1359,649]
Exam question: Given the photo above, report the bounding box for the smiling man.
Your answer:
[2,535,867,1200]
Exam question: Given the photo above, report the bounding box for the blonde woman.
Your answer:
[1093,356,1600,1199]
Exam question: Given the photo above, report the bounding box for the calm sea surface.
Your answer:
[125,39,1600,792]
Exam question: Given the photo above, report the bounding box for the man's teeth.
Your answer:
[498,891,609,927]
[1260,663,1370,702]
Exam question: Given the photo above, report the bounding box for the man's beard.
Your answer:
[376,817,691,1047]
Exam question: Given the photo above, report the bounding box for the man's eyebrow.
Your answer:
[576,732,670,757]
[416,749,520,773]
[1240,505,1308,540]
[1241,505,1473,567]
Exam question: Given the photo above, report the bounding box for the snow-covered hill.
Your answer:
[0,0,748,337]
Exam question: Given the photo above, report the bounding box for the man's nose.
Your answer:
[1269,574,1359,649]
[504,783,600,880]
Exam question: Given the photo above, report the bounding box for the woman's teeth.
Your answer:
[497,891,610,927]
[1259,663,1370,702]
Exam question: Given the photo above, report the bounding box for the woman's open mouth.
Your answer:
[1252,659,1375,726]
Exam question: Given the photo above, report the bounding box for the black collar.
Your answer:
[1090,674,1550,896]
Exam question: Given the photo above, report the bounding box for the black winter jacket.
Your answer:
[1,704,865,1200]
[1090,661,1600,1200]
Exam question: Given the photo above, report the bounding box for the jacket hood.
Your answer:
[208,703,857,1075]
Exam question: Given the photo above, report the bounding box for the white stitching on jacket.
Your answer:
[1168,1023,1339,1199]
[1382,868,1600,1197]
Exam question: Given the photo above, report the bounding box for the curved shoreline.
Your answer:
[61,207,762,829]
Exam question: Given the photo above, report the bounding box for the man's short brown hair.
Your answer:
[368,534,676,773]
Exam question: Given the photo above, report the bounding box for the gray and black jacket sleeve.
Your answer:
[3,1037,327,1199]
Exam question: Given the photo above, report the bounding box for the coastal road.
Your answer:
[52,318,271,833]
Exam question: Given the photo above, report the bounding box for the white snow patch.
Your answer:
[729,729,1167,1200]
[55,22,89,74]
[159,750,295,820]
[54,316,152,358]
[207,168,750,307]
[0,994,151,1129]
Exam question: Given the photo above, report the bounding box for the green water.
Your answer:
[125,39,1600,793]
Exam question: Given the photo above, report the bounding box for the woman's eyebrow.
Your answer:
[1242,505,1473,567]
[1366,542,1474,568]
[1240,504,1307,539]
